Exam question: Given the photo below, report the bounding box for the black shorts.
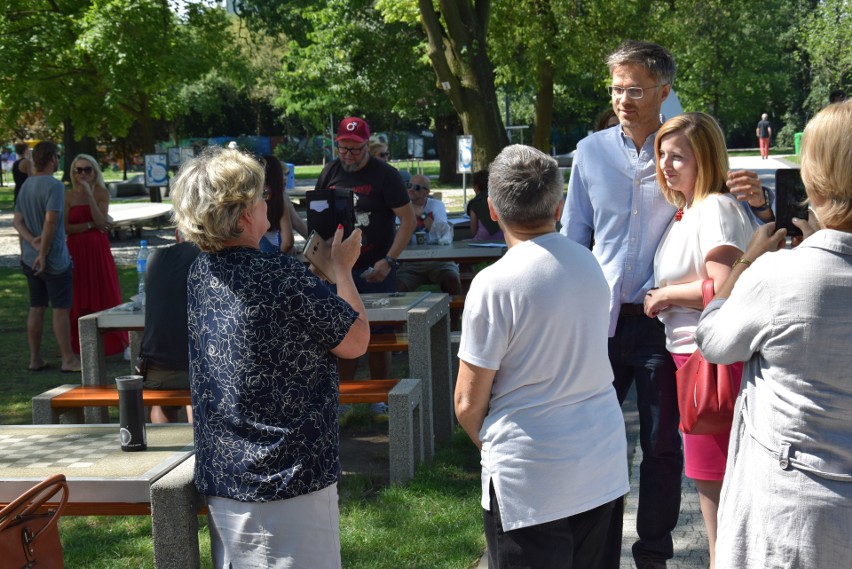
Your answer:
[22,262,73,309]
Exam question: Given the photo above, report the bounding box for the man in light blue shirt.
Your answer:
[561,40,771,569]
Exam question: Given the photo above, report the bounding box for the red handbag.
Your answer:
[0,473,68,568]
[676,280,738,435]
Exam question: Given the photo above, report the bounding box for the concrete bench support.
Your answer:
[388,378,424,485]
[150,456,204,569]
[32,384,82,425]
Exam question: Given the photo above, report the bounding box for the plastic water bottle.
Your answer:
[136,240,150,297]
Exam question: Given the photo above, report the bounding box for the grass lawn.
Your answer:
[0,261,484,568]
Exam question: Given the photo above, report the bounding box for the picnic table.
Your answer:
[108,202,173,238]
[0,424,200,569]
[77,292,452,459]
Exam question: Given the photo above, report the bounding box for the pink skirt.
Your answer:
[671,352,743,481]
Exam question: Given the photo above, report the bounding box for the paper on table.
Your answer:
[447,215,470,225]
[467,242,506,248]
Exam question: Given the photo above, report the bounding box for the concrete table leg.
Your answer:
[388,378,424,484]
[150,456,204,569]
[79,312,109,423]
[408,294,452,461]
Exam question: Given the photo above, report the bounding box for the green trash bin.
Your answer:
[794,132,804,155]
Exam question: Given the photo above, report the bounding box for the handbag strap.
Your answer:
[701,279,715,308]
[0,474,69,540]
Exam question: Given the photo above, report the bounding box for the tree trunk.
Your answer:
[418,0,508,170]
[62,118,98,183]
[138,94,156,154]
[434,113,462,184]
[533,58,555,152]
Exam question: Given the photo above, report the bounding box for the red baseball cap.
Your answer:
[336,117,370,144]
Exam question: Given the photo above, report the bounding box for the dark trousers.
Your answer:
[484,483,617,569]
[605,313,682,568]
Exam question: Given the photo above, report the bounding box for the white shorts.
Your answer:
[207,484,341,569]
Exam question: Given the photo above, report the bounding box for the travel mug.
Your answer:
[115,375,147,452]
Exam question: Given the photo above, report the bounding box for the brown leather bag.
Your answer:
[0,473,68,568]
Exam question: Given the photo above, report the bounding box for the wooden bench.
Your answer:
[32,379,424,484]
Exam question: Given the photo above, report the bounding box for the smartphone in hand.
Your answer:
[302,230,336,284]
[774,169,809,236]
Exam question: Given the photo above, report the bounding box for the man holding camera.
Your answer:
[314,117,416,384]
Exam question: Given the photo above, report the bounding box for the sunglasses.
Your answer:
[406,182,428,192]
[378,152,390,158]
[74,166,93,174]
[262,187,271,200]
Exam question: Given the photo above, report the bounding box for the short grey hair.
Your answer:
[170,147,265,252]
[488,145,563,226]
[607,40,676,86]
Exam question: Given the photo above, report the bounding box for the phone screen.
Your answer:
[334,193,354,238]
[774,169,808,236]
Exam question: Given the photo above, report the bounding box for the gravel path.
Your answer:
[0,209,177,269]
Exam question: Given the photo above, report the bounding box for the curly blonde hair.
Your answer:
[801,100,852,231]
[170,147,265,252]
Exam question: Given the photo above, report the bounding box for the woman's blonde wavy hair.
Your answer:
[801,100,852,231]
[170,147,265,252]
[655,112,729,208]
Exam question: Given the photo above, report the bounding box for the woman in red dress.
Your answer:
[64,154,127,355]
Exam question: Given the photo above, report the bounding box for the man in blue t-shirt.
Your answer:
[13,141,80,373]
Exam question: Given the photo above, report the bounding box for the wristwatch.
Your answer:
[419,212,428,221]
[750,187,771,212]
[384,255,401,270]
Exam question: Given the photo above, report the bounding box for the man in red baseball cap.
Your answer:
[316,116,416,390]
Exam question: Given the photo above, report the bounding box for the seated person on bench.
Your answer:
[137,230,199,423]
[395,175,462,295]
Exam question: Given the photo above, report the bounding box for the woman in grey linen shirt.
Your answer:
[695,100,852,569]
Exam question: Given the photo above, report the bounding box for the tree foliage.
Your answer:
[648,0,802,143]
[0,0,233,154]
[800,0,851,112]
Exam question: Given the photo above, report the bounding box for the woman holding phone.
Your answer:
[171,147,368,568]
[643,112,753,569]
[696,100,852,569]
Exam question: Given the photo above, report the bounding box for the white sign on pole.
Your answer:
[167,147,181,167]
[457,136,473,174]
[180,147,195,165]
[144,154,168,188]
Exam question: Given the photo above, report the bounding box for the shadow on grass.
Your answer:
[339,429,484,569]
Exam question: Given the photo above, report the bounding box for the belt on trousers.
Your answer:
[619,303,645,317]
[741,393,852,482]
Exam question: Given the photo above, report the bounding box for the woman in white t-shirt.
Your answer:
[643,112,753,569]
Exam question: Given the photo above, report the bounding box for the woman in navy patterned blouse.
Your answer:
[170,147,369,569]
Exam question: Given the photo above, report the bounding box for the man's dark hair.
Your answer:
[472,169,489,193]
[32,141,58,171]
[14,142,28,156]
[606,40,677,86]
[829,89,848,104]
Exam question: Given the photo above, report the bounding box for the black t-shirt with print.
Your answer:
[315,157,409,269]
